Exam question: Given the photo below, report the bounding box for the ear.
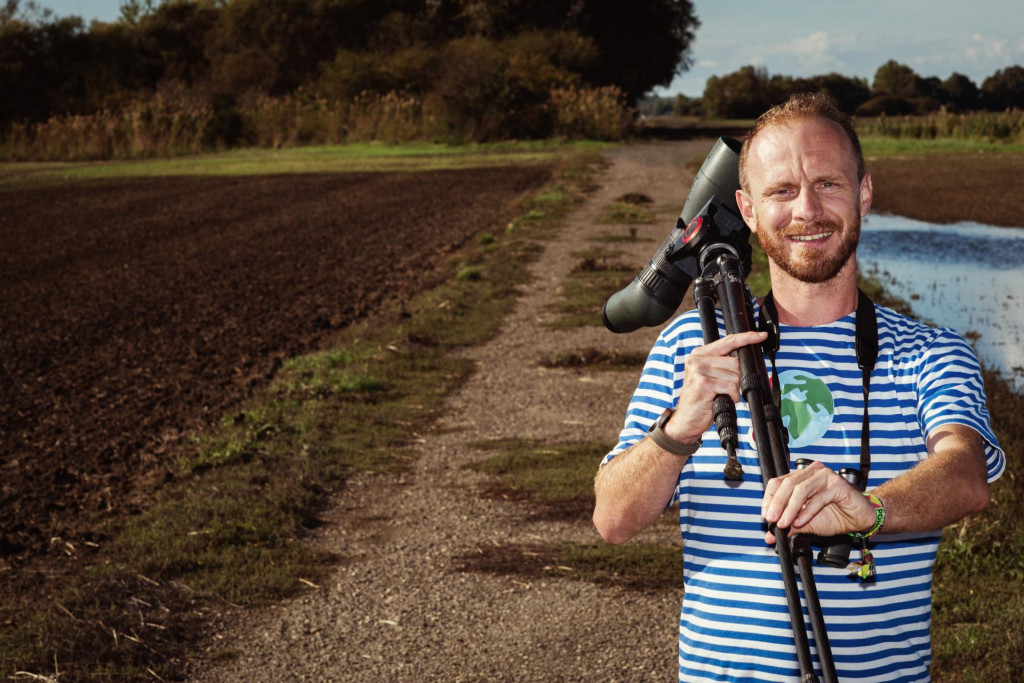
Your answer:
[859,172,873,217]
[736,188,758,233]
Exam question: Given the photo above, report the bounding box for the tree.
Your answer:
[702,65,773,118]
[0,9,98,123]
[444,0,700,102]
[787,72,871,114]
[940,72,979,111]
[132,0,219,88]
[570,0,699,102]
[673,93,702,116]
[872,60,927,99]
[429,30,593,139]
[980,65,1024,110]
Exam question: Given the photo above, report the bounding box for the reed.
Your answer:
[549,85,634,141]
[0,90,213,161]
[859,108,1024,142]
[2,84,632,161]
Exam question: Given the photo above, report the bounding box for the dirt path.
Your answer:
[185,141,707,681]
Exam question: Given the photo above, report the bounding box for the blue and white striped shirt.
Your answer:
[605,303,1004,682]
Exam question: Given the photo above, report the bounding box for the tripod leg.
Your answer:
[693,277,744,480]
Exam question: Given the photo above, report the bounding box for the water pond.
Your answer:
[857,214,1024,391]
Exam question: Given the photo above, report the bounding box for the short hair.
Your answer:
[738,92,865,191]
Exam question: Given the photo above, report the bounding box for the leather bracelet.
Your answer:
[648,408,702,457]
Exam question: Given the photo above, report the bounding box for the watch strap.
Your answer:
[649,408,702,457]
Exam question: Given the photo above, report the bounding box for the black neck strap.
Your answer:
[758,289,878,489]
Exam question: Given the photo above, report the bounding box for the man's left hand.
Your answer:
[762,461,876,544]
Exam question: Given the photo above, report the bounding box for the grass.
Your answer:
[538,347,647,371]
[0,140,610,191]
[0,146,603,679]
[861,136,1024,156]
[597,201,654,224]
[930,367,1024,682]
[459,439,682,590]
[466,439,604,504]
[549,249,636,329]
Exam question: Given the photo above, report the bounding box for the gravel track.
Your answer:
[186,142,708,681]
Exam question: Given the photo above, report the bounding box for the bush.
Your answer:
[549,85,633,140]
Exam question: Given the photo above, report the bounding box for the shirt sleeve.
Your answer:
[916,327,1005,482]
[602,312,703,466]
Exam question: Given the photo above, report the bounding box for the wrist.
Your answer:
[648,408,702,457]
[850,492,885,539]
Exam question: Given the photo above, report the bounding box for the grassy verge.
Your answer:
[0,140,610,191]
[0,148,603,680]
[861,136,1024,156]
[931,367,1024,681]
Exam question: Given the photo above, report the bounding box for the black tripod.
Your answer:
[693,246,838,683]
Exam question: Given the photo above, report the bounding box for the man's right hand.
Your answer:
[665,330,768,443]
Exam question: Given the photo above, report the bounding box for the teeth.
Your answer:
[791,232,832,242]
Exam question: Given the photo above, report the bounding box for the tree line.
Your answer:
[647,61,1024,119]
[0,0,698,143]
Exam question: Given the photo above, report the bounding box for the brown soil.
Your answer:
[0,167,550,566]
[867,152,1024,227]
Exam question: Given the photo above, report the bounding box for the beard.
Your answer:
[756,215,861,284]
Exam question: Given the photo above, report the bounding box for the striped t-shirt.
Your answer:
[605,302,1004,682]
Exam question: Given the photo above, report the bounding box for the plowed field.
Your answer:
[0,166,550,565]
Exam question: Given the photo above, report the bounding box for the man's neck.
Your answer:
[766,261,860,326]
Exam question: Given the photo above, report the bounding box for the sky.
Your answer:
[34,0,1024,98]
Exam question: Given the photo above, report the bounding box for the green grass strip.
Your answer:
[861,135,1024,156]
[0,140,610,190]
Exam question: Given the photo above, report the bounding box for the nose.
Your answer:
[792,186,823,223]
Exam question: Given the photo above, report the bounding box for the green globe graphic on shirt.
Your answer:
[778,369,835,448]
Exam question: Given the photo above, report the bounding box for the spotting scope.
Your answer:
[601,136,750,333]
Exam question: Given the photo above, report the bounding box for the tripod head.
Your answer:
[601,136,752,333]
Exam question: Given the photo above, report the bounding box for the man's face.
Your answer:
[736,118,872,284]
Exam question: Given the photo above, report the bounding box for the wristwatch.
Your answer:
[648,407,702,456]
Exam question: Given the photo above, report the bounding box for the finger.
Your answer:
[762,464,825,525]
[775,470,831,529]
[682,359,743,402]
[693,330,768,358]
[790,490,833,530]
[762,472,801,522]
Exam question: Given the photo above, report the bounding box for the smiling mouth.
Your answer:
[789,232,833,242]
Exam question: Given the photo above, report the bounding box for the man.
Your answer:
[593,93,1004,681]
